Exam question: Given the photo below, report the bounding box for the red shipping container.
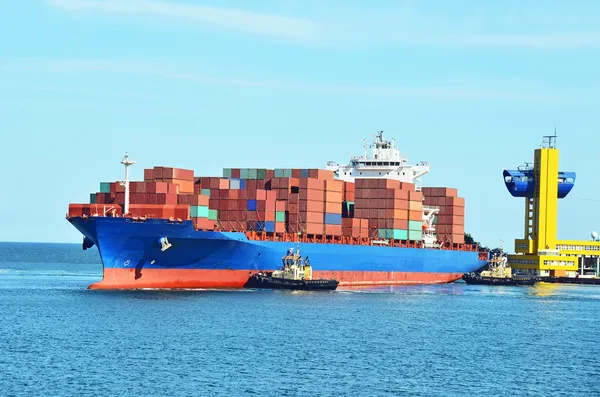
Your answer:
[144,169,155,181]
[209,198,219,210]
[231,169,241,178]
[266,169,274,179]
[306,223,324,234]
[228,190,239,200]
[377,219,386,229]
[237,199,247,211]
[368,209,378,219]
[291,169,302,178]
[288,213,299,224]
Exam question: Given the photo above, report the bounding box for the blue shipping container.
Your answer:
[239,179,246,189]
[324,213,342,225]
[301,169,310,178]
[265,221,275,233]
[247,199,257,211]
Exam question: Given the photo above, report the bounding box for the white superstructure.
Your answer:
[327,131,441,249]
[326,131,430,189]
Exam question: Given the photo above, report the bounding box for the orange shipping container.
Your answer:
[408,200,423,212]
[300,178,325,191]
[445,205,465,217]
[408,210,422,221]
[325,191,343,203]
[275,200,287,212]
[345,191,355,202]
[308,169,335,180]
[325,201,342,214]
[408,191,423,202]
[300,200,324,213]
[305,211,324,223]
[325,180,344,193]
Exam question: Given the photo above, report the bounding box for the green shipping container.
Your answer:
[408,220,422,231]
[99,182,111,193]
[393,229,408,240]
[274,169,284,178]
[275,211,285,222]
[408,230,423,241]
[240,169,249,179]
[208,209,218,221]
[222,168,232,178]
[283,169,293,177]
[256,169,267,180]
[201,189,211,197]
[247,168,258,179]
[378,229,390,239]
[191,205,209,218]
[433,215,438,225]
[90,193,96,204]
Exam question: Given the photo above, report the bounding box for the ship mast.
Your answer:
[120,152,135,215]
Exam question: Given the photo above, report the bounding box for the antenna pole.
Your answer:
[120,152,135,215]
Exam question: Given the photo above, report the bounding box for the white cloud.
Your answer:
[0,58,568,103]
[45,0,600,49]
[46,0,322,43]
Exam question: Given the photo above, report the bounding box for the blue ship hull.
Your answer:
[69,216,488,289]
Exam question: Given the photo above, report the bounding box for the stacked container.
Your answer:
[74,163,469,242]
[422,187,465,244]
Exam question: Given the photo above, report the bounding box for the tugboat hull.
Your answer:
[462,274,536,286]
[244,273,339,291]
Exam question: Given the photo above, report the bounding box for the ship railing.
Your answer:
[423,205,440,212]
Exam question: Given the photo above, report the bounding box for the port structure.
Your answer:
[503,133,600,277]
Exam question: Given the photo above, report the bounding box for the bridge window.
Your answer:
[505,176,513,183]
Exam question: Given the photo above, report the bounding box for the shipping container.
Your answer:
[408,230,422,241]
[190,205,209,218]
[100,182,111,193]
[275,211,285,222]
[324,213,342,225]
[408,220,423,231]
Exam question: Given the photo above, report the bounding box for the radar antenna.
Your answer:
[542,127,557,149]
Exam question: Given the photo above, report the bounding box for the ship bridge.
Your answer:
[326,130,430,186]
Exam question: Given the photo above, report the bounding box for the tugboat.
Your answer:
[244,247,339,291]
[462,250,536,286]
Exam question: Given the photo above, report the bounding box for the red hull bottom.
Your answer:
[88,268,464,290]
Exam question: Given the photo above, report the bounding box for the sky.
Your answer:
[1,0,600,248]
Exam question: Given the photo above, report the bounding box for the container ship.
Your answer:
[67,131,489,290]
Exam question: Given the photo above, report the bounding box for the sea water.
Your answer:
[0,242,598,396]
